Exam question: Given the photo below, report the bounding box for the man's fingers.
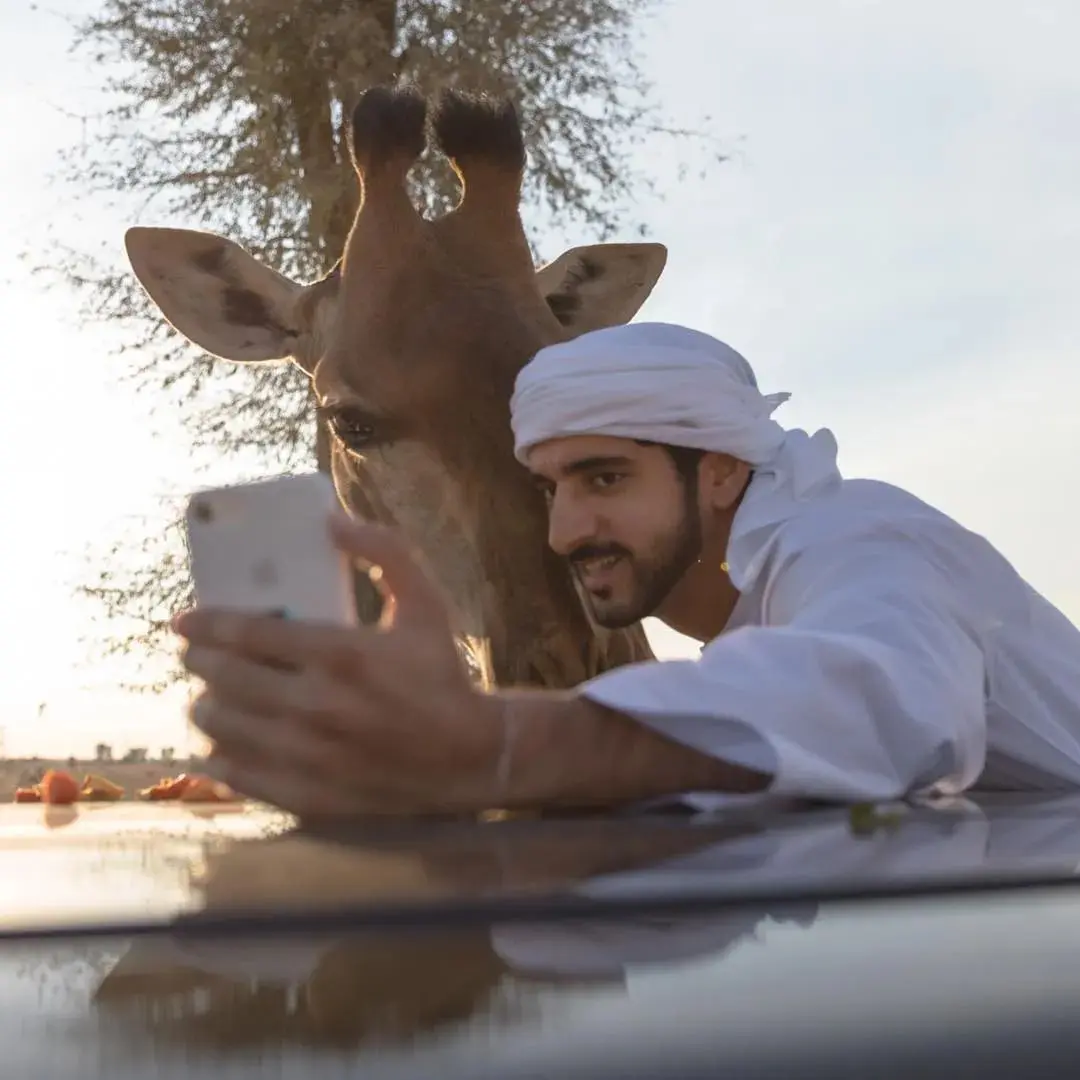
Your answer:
[192,698,414,817]
[175,608,365,674]
[191,694,367,792]
[183,646,300,716]
[329,513,451,632]
[183,646,370,734]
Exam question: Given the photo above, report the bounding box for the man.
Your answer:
[175,323,1080,817]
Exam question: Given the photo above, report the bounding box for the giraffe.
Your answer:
[124,86,667,690]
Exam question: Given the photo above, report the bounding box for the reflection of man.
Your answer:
[91,794,1080,1050]
[91,821,815,1050]
[175,323,1080,818]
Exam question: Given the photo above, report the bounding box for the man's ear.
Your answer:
[535,243,667,335]
[700,453,753,512]
[124,227,318,368]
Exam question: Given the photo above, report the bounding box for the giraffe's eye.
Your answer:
[322,406,383,451]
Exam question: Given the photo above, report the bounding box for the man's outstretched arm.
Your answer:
[492,689,772,812]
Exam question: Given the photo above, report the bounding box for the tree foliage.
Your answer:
[40,0,725,689]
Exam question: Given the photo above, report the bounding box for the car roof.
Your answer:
[6,794,1080,1078]
[2,792,1079,938]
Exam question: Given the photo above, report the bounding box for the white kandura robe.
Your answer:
[579,472,1080,806]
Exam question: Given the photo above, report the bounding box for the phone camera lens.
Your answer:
[193,500,214,523]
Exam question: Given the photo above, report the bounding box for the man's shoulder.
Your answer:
[761,477,1045,635]
[773,476,1015,584]
[784,476,961,545]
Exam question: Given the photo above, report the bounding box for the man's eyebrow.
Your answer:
[529,455,637,484]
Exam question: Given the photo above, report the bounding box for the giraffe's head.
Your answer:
[125,87,666,687]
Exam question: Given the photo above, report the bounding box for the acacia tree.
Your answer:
[40,0,723,690]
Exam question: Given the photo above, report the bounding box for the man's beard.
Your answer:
[569,487,704,630]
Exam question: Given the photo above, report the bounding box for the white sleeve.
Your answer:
[579,527,988,803]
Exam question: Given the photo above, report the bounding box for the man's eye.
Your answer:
[590,472,625,490]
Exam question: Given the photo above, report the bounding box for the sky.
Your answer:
[0,0,1078,757]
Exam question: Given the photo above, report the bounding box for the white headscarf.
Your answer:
[510,322,843,590]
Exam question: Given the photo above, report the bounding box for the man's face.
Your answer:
[526,435,703,628]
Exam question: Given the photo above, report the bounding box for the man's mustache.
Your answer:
[568,544,632,567]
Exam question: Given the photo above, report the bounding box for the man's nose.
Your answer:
[546,489,596,557]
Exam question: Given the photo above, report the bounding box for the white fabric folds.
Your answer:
[511,323,791,465]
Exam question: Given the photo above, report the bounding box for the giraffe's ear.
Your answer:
[124,227,332,373]
[536,243,667,334]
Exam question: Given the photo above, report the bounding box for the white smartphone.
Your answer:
[184,472,358,626]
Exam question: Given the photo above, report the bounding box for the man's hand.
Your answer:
[176,513,770,819]
[174,513,504,818]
